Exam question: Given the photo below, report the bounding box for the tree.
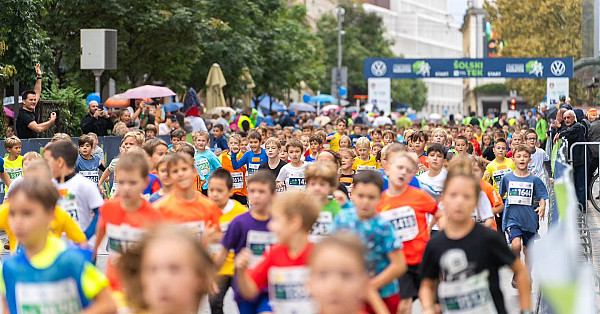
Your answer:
[316,1,427,111]
[486,0,582,105]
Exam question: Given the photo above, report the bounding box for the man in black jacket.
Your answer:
[81,101,114,136]
[559,109,589,210]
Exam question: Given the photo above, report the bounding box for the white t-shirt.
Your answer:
[528,147,550,179]
[4,175,23,200]
[276,162,310,191]
[417,169,448,201]
[185,116,208,132]
[53,174,105,232]
[158,123,171,135]
[475,191,494,222]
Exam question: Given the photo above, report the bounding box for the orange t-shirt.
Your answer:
[376,186,438,265]
[155,191,221,233]
[220,153,248,197]
[98,198,164,291]
[480,179,502,231]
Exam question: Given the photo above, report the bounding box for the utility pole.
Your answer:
[336,5,345,108]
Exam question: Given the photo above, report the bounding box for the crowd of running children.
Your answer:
[0,116,549,314]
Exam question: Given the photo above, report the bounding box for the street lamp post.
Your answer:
[336,6,345,108]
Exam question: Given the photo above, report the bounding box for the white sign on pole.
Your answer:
[367,78,391,114]
[547,78,569,107]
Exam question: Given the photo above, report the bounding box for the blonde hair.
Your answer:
[229,134,242,145]
[310,232,366,270]
[192,131,210,141]
[339,135,352,148]
[50,133,71,143]
[388,150,418,170]
[305,163,338,190]
[23,151,42,163]
[271,191,320,232]
[338,148,356,159]
[122,131,145,146]
[264,137,282,149]
[4,136,21,150]
[356,137,371,149]
[431,128,447,137]
[380,142,406,159]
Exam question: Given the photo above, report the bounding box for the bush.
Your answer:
[40,81,88,137]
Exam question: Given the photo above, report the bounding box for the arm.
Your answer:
[230,151,247,170]
[92,223,106,263]
[213,247,229,270]
[510,259,532,312]
[234,248,260,300]
[27,113,56,133]
[419,278,439,314]
[369,249,407,291]
[484,217,494,228]
[433,207,446,230]
[492,202,504,215]
[84,208,100,240]
[34,63,42,100]
[98,169,112,197]
[365,287,390,314]
[0,172,10,188]
[536,199,546,219]
[79,288,117,314]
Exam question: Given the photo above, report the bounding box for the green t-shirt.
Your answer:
[309,199,341,242]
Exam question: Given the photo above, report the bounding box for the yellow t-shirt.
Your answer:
[328,132,342,151]
[0,203,86,251]
[484,158,516,193]
[352,155,380,172]
[3,156,23,193]
[216,200,248,276]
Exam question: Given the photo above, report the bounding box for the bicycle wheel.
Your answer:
[588,173,600,212]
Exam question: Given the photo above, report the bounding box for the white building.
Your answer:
[364,0,464,117]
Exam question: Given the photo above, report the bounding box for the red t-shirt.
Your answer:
[155,191,221,231]
[470,138,482,156]
[248,242,314,291]
[376,187,438,265]
[98,198,164,290]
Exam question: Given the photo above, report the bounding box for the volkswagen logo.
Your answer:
[371,61,387,77]
[550,60,566,76]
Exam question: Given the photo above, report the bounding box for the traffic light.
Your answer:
[510,98,516,110]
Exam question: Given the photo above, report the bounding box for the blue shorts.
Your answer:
[507,226,538,247]
[237,293,271,314]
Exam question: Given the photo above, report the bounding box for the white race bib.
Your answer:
[58,193,79,222]
[438,270,498,314]
[79,170,99,183]
[356,165,376,172]
[231,172,244,190]
[6,167,22,180]
[309,211,333,243]
[181,221,206,238]
[286,172,305,191]
[507,181,533,206]
[195,158,210,176]
[492,169,511,184]
[246,230,277,267]
[268,266,316,314]
[380,206,419,242]
[15,279,82,314]
[105,223,146,254]
[248,163,260,175]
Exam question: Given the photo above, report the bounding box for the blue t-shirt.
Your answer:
[231,149,268,176]
[194,150,222,189]
[143,173,161,196]
[376,168,421,191]
[499,172,548,233]
[74,154,102,183]
[0,158,5,173]
[148,191,163,203]
[209,135,229,154]
[332,210,403,298]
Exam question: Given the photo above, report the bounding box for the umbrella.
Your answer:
[207,106,236,117]
[257,94,285,113]
[183,88,201,112]
[309,94,337,103]
[288,102,316,112]
[240,67,255,109]
[205,63,227,111]
[4,107,13,118]
[322,104,340,112]
[104,94,131,108]
[120,85,176,99]
[429,113,442,120]
[162,102,184,113]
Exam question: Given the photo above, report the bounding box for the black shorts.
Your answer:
[398,264,422,300]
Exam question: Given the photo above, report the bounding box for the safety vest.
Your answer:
[238,115,254,131]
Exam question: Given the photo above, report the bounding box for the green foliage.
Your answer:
[40,81,88,137]
[472,83,509,95]
[391,80,428,112]
[486,0,582,105]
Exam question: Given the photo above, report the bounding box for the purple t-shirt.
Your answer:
[221,211,273,302]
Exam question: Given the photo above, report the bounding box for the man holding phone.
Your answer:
[81,99,114,136]
[16,63,57,139]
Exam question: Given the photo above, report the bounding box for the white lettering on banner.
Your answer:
[16,279,82,313]
[438,270,497,314]
[380,206,419,242]
[507,181,533,206]
[231,172,244,189]
[105,223,146,254]
[505,64,524,73]
[393,64,412,73]
[268,266,317,314]
[309,212,333,243]
[247,231,277,267]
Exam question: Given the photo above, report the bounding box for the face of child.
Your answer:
[122,111,132,124]
[450,129,458,138]
[483,136,491,146]
[279,149,288,161]
[308,246,367,314]
[268,207,298,244]
[341,153,353,169]
[303,129,312,137]
[340,138,351,149]
[371,145,381,157]
[151,145,168,168]
[301,137,310,151]
[240,140,249,154]
[385,155,416,189]
[372,132,382,142]
[432,133,445,145]
[525,133,537,148]
[265,143,279,159]
[455,140,468,153]
[472,163,483,179]
[208,177,232,209]
[141,238,203,314]
[213,128,223,139]
[287,146,302,164]
[511,136,522,148]
[194,136,208,151]
[306,178,332,200]
[247,182,273,213]
[8,192,53,249]
[357,146,370,159]
[123,136,140,151]
[464,128,473,139]
[309,141,321,155]
[168,160,196,190]
[336,122,346,134]
[493,142,507,158]
[116,169,149,204]
[8,145,22,157]
[171,137,184,149]
[146,130,156,137]
[383,134,393,144]
[351,182,381,220]
[79,143,92,157]
[412,137,425,153]
[353,126,361,134]
[513,150,531,170]
[427,151,445,171]
[157,163,171,188]
[249,138,260,152]
[441,176,478,222]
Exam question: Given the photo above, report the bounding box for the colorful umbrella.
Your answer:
[120,85,176,99]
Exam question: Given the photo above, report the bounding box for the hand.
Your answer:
[535,206,545,219]
[98,184,107,198]
[93,110,101,118]
[203,222,220,245]
[549,178,554,184]
[234,248,252,271]
[483,172,491,180]
[35,63,42,77]
[49,112,56,121]
[333,190,348,205]
[209,281,220,296]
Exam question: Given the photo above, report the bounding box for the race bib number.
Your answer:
[231,172,244,189]
[356,165,376,172]
[309,211,333,243]
[380,206,419,242]
[507,181,533,206]
[247,230,277,267]
[286,172,305,191]
[6,167,22,180]
[195,158,210,176]
[438,271,497,314]
[181,221,205,238]
[105,223,146,254]
[492,169,511,184]
[79,170,99,183]
[268,266,316,314]
[248,163,260,175]
[15,279,82,314]
[58,192,79,222]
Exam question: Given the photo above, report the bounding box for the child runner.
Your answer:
[75,134,104,183]
[5,151,42,199]
[305,135,323,162]
[377,143,421,191]
[215,170,277,314]
[454,135,469,156]
[207,168,249,314]
[524,129,553,181]
[371,142,384,158]
[177,142,206,192]
[484,138,515,232]
[383,130,396,146]
[376,150,443,314]
[2,178,117,313]
[339,148,356,194]
[300,135,311,159]
[305,163,342,242]
[118,225,216,314]
[499,145,548,287]
[339,135,352,150]
[86,133,104,165]
[99,131,145,198]
[168,128,186,152]
[142,137,169,175]
[193,131,222,195]
[44,140,104,240]
[353,137,378,172]
[258,137,287,178]
[327,118,347,151]
[235,191,321,313]
[417,144,448,234]
[221,134,249,205]
[276,139,309,191]
[210,124,229,156]
[419,158,532,314]
[148,155,172,203]
[3,136,23,192]
[231,132,268,176]
[464,124,482,156]
[333,171,407,314]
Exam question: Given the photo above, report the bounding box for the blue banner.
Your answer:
[364,58,574,79]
